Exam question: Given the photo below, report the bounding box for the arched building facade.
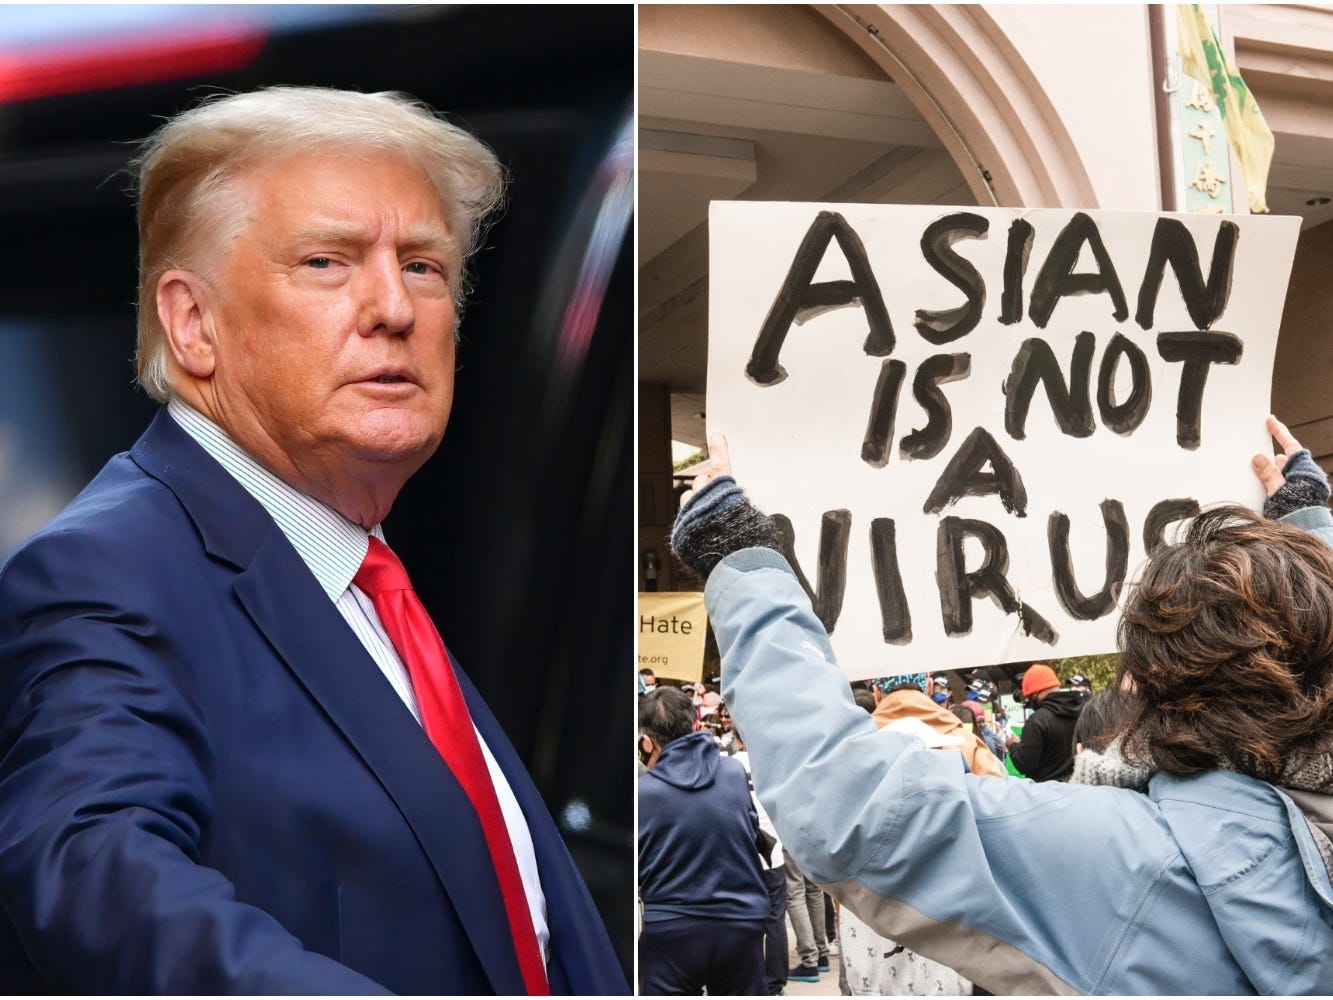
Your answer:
[639,3,1333,592]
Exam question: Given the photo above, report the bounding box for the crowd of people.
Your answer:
[638,415,1333,995]
[636,660,1101,995]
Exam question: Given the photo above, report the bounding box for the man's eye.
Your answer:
[404,261,441,276]
[305,257,333,269]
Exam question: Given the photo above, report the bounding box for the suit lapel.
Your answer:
[130,410,526,996]
[454,660,628,995]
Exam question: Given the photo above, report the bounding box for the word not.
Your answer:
[861,328,1240,471]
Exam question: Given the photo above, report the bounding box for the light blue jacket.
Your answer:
[709,508,1333,995]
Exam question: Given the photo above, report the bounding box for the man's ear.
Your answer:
[156,269,217,379]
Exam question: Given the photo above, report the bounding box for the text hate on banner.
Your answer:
[639,592,708,682]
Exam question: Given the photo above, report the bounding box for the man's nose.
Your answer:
[357,257,415,336]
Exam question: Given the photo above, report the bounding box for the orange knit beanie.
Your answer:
[1021,663,1060,698]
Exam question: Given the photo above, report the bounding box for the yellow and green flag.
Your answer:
[1177,4,1274,213]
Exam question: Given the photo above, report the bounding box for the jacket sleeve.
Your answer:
[705,547,1184,995]
[1279,503,1333,549]
[1006,711,1046,778]
[0,531,389,994]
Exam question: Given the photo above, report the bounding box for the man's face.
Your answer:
[201,148,458,489]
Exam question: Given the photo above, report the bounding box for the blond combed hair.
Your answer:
[132,86,506,402]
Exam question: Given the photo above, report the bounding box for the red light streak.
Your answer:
[0,24,265,103]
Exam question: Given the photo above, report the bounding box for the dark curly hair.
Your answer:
[1115,505,1333,780]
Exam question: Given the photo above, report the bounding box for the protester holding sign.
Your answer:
[670,424,1333,994]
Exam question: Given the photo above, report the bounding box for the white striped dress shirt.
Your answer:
[167,399,549,964]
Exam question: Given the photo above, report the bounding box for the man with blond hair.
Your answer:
[0,87,624,995]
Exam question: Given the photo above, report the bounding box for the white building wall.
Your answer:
[984,5,1161,210]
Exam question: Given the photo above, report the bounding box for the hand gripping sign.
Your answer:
[707,202,1299,679]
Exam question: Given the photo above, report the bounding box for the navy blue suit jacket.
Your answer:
[0,410,626,994]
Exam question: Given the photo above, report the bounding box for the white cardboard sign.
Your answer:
[707,202,1300,679]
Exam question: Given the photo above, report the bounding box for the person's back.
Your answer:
[1007,666,1082,781]
[638,730,766,921]
[667,422,1333,994]
[702,559,1333,993]
[637,688,767,994]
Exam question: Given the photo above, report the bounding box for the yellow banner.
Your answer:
[1177,3,1274,213]
[638,592,708,682]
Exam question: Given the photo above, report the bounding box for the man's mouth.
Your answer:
[360,367,416,386]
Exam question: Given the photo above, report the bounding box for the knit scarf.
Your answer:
[1072,735,1333,795]
[1069,738,1152,791]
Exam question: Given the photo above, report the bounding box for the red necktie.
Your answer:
[355,537,549,996]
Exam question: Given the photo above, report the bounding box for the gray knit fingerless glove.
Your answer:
[1263,449,1331,519]
[669,475,781,579]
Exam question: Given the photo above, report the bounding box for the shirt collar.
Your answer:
[167,398,382,601]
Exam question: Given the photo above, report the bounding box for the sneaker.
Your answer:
[817,956,830,972]
[788,964,820,983]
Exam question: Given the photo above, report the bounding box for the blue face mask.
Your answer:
[932,691,949,704]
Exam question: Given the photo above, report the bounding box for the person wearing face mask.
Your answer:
[1004,665,1085,782]
[929,675,953,708]
[963,680,1008,764]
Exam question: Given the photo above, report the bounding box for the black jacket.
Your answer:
[1010,690,1084,782]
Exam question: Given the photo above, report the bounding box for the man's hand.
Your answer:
[1251,414,1303,497]
[679,434,733,509]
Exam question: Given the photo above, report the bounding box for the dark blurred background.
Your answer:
[0,3,633,976]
